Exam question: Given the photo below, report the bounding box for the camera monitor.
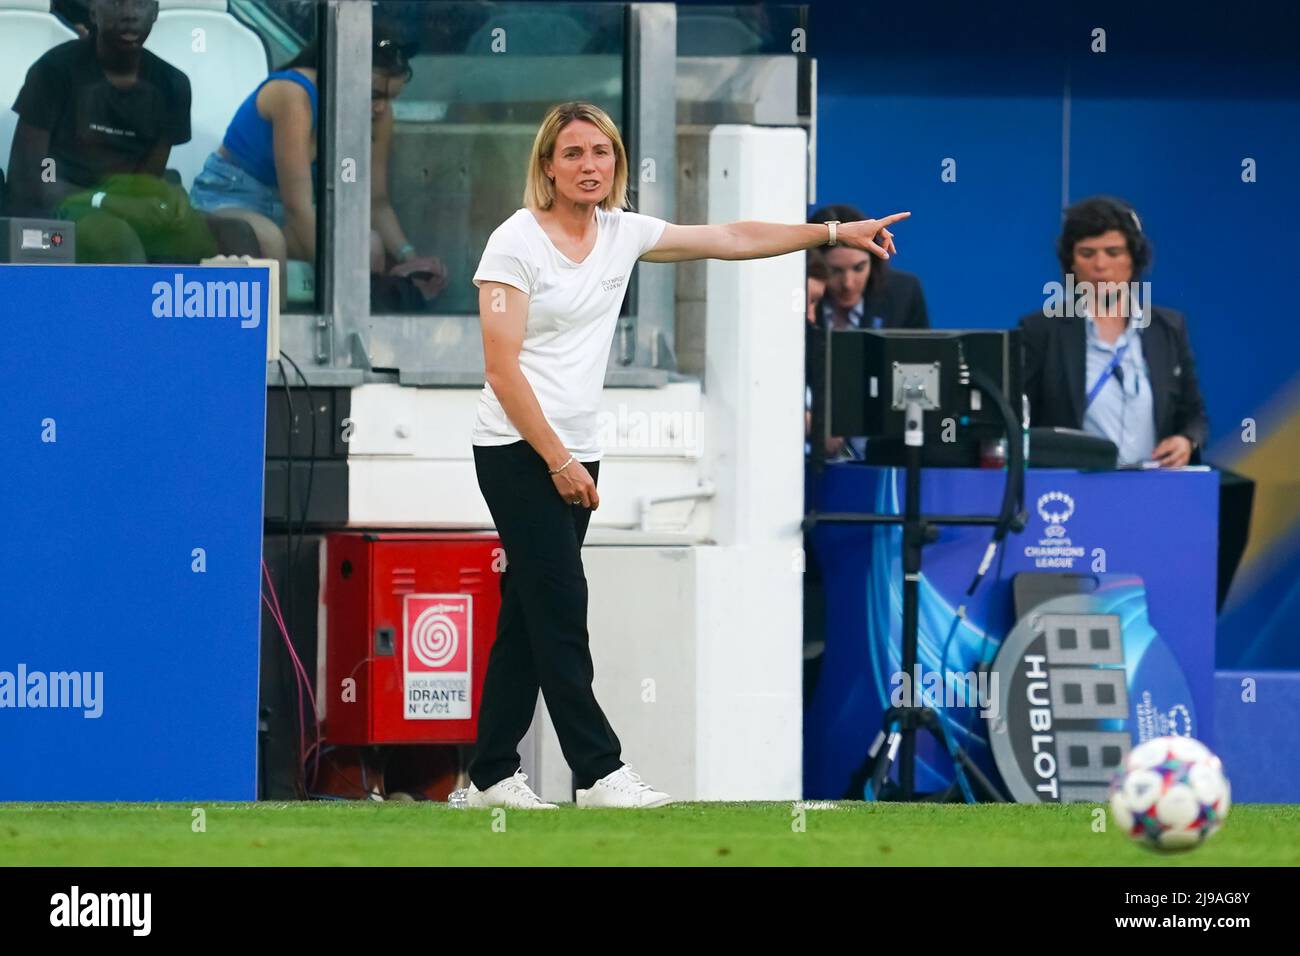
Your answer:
[810,328,1023,467]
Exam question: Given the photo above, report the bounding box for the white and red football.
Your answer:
[1109,735,1231,850]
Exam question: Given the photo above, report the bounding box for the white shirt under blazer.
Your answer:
[471,205,668,462]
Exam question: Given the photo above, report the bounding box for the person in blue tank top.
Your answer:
[189,28,446,299]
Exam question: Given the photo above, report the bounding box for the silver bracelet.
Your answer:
[548,454,574,475]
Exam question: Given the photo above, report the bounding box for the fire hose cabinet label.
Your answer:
[402,594,472,720]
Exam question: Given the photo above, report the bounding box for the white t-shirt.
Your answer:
[471,205,668,461]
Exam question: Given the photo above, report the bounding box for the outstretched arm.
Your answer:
[640,212,909,264]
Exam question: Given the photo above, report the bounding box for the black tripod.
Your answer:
[806,386,1019,802]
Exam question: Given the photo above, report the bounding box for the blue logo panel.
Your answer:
[804,464,1218,799]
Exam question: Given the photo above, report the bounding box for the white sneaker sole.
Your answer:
[576,793,674,809]
[467,800,559,809]
[466,788,559,809]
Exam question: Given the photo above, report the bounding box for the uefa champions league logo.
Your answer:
[1136,691,1194,740]
[1024,491,1083,568]
[1036,491,1075,538]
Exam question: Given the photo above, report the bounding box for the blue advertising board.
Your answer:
[0,265,268,800]
[804,464,1219,800]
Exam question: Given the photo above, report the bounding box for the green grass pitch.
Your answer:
[3,802,1298,866]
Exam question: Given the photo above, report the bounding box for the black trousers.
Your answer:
[469,440,624,792]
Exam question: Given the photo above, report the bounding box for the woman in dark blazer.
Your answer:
[1019,196,1208,467]
[805,203,929,460]
[809,204,929,331]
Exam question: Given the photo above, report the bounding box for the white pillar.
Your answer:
[695,124,807,798]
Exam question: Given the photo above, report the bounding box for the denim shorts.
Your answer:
[188,151,285,226]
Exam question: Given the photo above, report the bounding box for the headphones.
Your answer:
[1059,195,1151,276]
[1110,197,1143,235]
[1089,195,1143,233]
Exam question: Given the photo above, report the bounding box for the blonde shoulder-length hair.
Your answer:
[523,101,630,212]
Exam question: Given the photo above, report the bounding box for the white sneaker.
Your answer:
[576,765,673,808]
[466,770,558,809]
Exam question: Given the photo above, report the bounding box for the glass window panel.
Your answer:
[677,4,807,57]
[372,1,625,317]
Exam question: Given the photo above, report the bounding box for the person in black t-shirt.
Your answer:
[6,0,248,262]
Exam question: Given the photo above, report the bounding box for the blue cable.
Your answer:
[863,718,900,801]
[938,538,1009,802]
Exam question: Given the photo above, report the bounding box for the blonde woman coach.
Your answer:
[467,101,908,810]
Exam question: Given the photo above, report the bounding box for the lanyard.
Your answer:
[1085,343,1130,409]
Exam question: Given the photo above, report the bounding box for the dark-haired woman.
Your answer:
[188,34,446,298]
[804,204,929,459]
[808,203,929,332]
[1018,195,1208,467]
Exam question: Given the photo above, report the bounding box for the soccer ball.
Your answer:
[1109,735,1231,850]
